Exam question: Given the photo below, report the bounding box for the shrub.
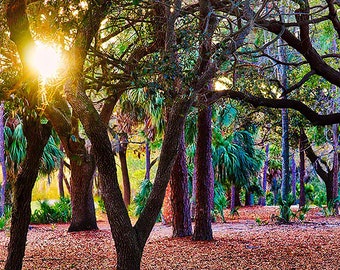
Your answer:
[0,206,11,230]
[274,194,310,223]
[213,181,228,222]
[31,197,71,224]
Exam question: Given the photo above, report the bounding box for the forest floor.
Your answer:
[1,206,340,269]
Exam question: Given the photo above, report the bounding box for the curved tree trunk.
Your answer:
[300,128,335,204]
[193,105,213,241]
[170,129,192,237]
[5,119,51,270]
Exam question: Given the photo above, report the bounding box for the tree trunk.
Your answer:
[332,123,339,214]
[278,18,291,202]
[245,191,254,206]
[0,101,7,216]
[235,186,241,207]
[291,153,297,204]
[162,183,173,224]
[170,129,192,237]
[259,143,269,206]
[299,129,306,208]
[118,134,130,207]
[193,105,213,241]
[300,128,335,204]
[45,98,98,232]
[230,184,236,212]
[5,118,51,270]
[145,140,151,180]
[68,157,98,232]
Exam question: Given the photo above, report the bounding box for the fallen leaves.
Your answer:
[0,206,339,269]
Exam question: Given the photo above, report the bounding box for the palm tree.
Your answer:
[3,120,63,206]
[212,129,264,213]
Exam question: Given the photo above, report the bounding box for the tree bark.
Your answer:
[118,133,130,207]
[68,156,97,231]
[46,104,98,232]
[278,24,291,202]
[291,153,297,204]
[170,129,192,237]
[5,118,51,270]
[145,140,151,180]
[0,101,7,216]
[332,123,339,214]
[193,105,213,241]
[230,184,236,212]
[259,143,269,206]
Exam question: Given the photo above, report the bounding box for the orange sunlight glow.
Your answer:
[28,42,62,79]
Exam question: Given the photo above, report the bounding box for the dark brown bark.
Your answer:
[234,186,241,207]
[118,134,130,207]
[5,1,53,269]
[68,157,97,232]
[5,118,51,270]
[193,105,213,241]
[46,99,98,232]
[170,129,192,237]
[206,90,340,126]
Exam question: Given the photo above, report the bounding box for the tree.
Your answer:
[6,0,340,269]
[170,128,192,237]
[0,101,7,217]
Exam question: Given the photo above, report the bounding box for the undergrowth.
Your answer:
[31,197,71,224]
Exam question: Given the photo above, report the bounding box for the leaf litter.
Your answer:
[0,206,339,269]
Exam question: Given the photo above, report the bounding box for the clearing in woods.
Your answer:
[0,206,339,269]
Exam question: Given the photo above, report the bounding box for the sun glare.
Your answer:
[28,42,62,79]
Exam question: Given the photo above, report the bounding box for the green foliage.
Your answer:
[266,191,274,206]
[31,197,71,224]
[317,196,340,217]
[40,136,64,175]
[97,197,106,214]
[5,123,63,175]
[8,124,26,165]
[278,194,296,223]
[255,217,268,226]
[229,207,240,217]
[134,178,161,221]
[0,206,11,230]
[275,194,310,223]
[213,181,228,222]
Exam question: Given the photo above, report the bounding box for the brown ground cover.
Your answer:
[1,206,339,269]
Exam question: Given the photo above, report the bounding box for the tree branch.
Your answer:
[205,89,340,125]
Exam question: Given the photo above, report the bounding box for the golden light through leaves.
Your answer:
[28,42,62,79]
